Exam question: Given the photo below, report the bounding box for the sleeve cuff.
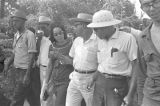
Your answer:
[130,55,137,61]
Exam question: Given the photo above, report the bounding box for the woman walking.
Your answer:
[42,23,73,106]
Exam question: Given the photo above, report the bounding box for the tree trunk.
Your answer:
[0,0,5,19]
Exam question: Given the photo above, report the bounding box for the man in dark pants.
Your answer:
[87,10,138,106]
[123,0,160,106]
[3,10,40,106]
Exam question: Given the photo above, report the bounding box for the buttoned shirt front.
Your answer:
[13,30,37,69]
[137,23,160,101]
[38,36,52,66]
[97,29,137,76]
[69,34,98,71]
[69,34,98,84]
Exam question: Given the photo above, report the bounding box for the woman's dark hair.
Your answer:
[50,23,67,43]
[28,27,36,34]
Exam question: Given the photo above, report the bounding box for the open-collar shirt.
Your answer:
[97,29,137,76]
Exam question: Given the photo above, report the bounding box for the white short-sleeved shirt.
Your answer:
[38,36,52,66]
[69,34,98,83]
[97,30,137,76]
[69,34,98,71]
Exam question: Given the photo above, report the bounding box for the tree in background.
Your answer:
[0,0,145,31]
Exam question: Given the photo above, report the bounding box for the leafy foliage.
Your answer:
[0,1,148,105]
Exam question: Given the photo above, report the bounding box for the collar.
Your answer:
[90,33,97,40]
[84,33,96,44]
[110,28,119,39]
[140,23,153,40]
[15,29,27,39]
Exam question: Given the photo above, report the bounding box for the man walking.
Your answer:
[124,0,160,106]
[36,15,53,106]
[3,10,39,106]
[87,10,138,106]
[65,13,98,106]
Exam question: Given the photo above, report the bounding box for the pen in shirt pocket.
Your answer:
[111,47,118,57]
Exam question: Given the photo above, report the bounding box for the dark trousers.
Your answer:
[10,67,41,106]
[136,69,146,106]
[53,84,68,106]
[93,72,128,106]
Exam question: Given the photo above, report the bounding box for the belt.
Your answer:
[75,69,96,74]
[14,67,27,71]
[40,64,47,67]
[102,73,127,79]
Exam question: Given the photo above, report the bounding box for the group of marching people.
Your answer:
[3,0,160,106]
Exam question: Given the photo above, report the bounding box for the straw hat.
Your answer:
[38,16,52,24]
[87,10,121,28]
[70,13,92,23]
[11,10,27,20]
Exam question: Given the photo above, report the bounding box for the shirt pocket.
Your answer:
[16,37,27,49]
[17,42,27,49]
[145,78,160,96]
[108,51,124,64]
[142,52,153,62]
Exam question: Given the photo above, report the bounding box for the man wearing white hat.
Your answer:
[65,13,98,106]
[87,10,138,106]
[36,15,53,106]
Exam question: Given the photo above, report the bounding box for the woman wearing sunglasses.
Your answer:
[42,23,73,106]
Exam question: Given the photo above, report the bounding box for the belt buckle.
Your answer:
[82,71,87,74]
[104,73,114,79]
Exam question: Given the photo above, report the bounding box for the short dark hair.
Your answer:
[28,27,35,34]
[50,23,67,43]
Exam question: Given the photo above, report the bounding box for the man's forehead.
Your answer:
[53,27,62,32]
[74,21,87,25]
[12,17,23,21]
[74,22,82,25]
[140,0,154,3]
[38,23,49,26]
[38,23,49,29]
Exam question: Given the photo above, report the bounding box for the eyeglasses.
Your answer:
[141,0,160,9]
[54,31,64,36]
[74,23,84,27]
